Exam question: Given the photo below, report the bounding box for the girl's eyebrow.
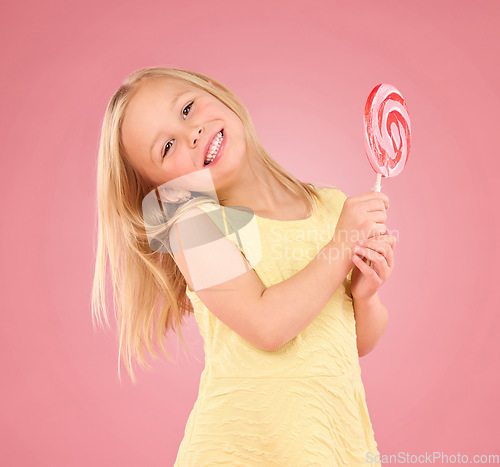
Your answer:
[170,90,191,110]
[149,90,192,161]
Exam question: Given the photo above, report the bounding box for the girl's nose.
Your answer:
[190,126,203,147]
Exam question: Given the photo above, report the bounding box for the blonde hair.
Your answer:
[91,66,322,383]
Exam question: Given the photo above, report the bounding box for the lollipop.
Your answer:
[363,83,411,192]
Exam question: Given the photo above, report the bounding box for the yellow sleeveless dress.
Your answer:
[173,186,381,466]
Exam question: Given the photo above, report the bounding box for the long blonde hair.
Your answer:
[91,66,322,383]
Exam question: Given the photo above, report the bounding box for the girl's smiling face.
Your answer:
[121,77,247,188]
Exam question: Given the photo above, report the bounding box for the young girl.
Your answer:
[92,66,396,466]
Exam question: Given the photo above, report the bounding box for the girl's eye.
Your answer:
[182,101,193,119]
[162,101,194,159]
[162,140,173,158]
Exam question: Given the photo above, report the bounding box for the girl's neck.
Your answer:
[216,156,306,220]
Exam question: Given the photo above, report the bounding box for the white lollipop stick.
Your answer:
[372,174,382,192]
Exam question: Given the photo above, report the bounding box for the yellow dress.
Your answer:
[173,186,381,466]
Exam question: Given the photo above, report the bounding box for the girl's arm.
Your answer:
[261,188,390,350]
[259,238,354,350]
[170,207,354,351]
[349,233,395,356]
[353,292,388,357]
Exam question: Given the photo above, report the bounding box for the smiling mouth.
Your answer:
[204,129,224,165]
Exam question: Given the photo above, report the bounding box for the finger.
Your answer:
[391,234,397,251]
[359,225,387,242]
[373,237,395,269]
[360,234,396,244]
[367,223,388,238]
[375,234,397,250]
[358,234,393,246]
[353,245,388,274]
[353,244,387,265]
[361,239,394,270]
[352,252,381,282]
[385,244,394,269]
[377,240,394,268]
[357,249,391,281]
[382,234,397,253]
[358,191,390,208]
[363,199,388,213]
[368,210,388,223]
[357,238,391,260]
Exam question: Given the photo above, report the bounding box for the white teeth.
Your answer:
[204,131,223,164]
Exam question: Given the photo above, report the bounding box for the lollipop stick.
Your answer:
[367,174,382,268]
[372,173,382,192]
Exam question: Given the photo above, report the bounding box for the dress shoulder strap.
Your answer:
[195,201,262,267]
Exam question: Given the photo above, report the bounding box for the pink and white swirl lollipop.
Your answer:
[363,83,411,192]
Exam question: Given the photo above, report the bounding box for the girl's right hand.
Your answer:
[333,191,389,252]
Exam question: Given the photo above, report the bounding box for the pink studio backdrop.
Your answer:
[1,0,499,466]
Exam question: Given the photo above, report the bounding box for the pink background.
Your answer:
[1,0,499,465]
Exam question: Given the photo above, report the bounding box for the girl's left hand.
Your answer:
[350,234,397,300]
